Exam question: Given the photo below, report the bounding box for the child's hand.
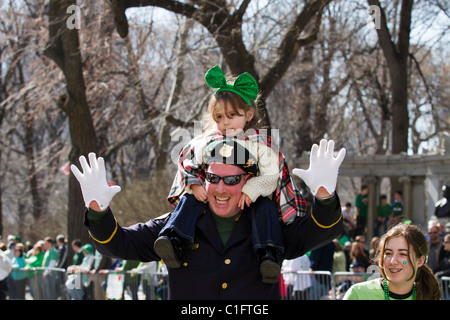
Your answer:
[191,184,208,202]
[238,193,253,210]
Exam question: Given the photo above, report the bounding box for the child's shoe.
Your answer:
[259,250,281,284]
[154,236,183,268]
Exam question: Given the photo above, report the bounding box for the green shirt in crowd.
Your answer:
[355,194,368,218]
[377,203,392,218]
[43,247,58,268]
[392,201,403,217]
[344,278,414,300]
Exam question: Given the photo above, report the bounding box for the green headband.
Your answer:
[205,65,258,106]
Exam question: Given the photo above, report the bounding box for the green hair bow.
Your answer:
[205,65,258,106]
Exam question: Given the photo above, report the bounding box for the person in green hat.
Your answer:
[79,244,94,272]
[66,243,95,299]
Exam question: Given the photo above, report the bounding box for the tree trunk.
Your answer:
[368,0,413,199]
[17,60,44,223]
[390,63,409,154]
[0,155,2,238]
[44,0,99,248]
[24,100,43,222]
[295,44,314,157]
[368,0,413,155]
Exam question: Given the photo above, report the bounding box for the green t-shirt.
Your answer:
[355,194,368,217]
[392,201,403,217]
[343,278,414,300]
[43,247,58,267]
[377,203,392,218]
[25,251,45,278]
[73,251,84,266]
[27,251,44,268]
[211,211,241,245]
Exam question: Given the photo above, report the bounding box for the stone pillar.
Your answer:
[399,176,412,222]
[426,176,441,221]
[411,176,426,229]
[365,176,378,241]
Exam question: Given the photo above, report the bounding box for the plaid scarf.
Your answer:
[167,129,307,224]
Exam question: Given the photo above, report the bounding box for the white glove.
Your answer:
[293,139,346,196]
[70,153,121,210]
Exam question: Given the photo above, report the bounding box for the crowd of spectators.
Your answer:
[1,205,449,300]
[0,234,168,300]
[281,201,450,300]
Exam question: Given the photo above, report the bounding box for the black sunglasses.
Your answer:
[205,172,246,185]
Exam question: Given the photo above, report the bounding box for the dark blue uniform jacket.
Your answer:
[85,195,342,300]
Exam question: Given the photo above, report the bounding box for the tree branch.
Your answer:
[260,0,331,96]
[109,0,198,37]
[397,0,414,59]
[367,0,400,68]
[234,0,251,21]
[409,52,435,109]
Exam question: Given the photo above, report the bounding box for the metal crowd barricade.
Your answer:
[440,276,450,300]
[281,271,335,300]
[8,267,68,300]
[8,268,170,300]
[102,270,169,300]
[333,272,375,300]
[9,268,449,300]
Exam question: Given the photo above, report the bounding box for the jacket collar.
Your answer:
[197,206,251,254]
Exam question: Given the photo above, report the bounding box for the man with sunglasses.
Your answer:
[72,139,345,299]
[156,139,285,284]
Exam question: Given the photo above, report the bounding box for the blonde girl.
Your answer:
[156,65,306,284]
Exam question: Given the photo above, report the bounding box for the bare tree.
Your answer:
[367,0,413,155]
[1,0,447,243]
[108,0,331,128]
[0,0,71,241]
[44,0,99,246]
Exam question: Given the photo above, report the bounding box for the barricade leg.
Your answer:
[9,279,27,299]
[307,276,332,300]
[42,274,57,299]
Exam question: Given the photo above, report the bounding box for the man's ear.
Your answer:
[243,173,252,183]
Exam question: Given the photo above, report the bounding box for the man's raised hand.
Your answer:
[293,139,345,198]
[70,153,121,211]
